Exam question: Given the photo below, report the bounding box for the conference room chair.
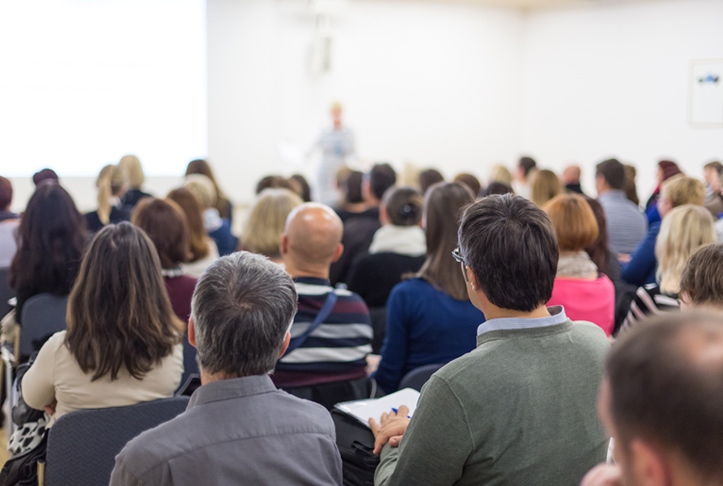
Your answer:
[0,266,13,318]
[398,363,445,392]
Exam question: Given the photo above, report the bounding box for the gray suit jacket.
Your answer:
[109,375,342,485]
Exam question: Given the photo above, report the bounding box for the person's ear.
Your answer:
[331,243,344,263]
[629,439,668,486]
[279,234,289,256]
[465,267,479,291]
[278,331,291,359]
[188,317,197,348]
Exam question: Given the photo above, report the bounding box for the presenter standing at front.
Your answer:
[311,102,355,205]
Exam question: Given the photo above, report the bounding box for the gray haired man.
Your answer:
[109,252,342,486]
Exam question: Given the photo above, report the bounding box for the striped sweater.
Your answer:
[273,277,373,385]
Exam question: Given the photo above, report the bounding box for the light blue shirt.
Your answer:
[477,306,568,336]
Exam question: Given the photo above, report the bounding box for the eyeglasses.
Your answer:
[451,247,465,265]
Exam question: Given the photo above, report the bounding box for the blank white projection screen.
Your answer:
[0,0,207,177]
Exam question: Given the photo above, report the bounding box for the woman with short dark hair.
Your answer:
[373,182,485,393]
[21,223,184,423]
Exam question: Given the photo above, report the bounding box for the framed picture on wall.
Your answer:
[690,59,723,126]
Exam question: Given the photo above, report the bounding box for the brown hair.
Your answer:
[623,164,639,206]
[185,159,232,219]
[606,313,723,481]
[131,198,190,269]
[382,187,423,227]
[0,176,12,210]
[531,169,562,207]
[167,188,211,262]
[418,168,444,195]
[596,158,625,190]
[453,173,481,197]
[416,182,474,301]
[583,196,611,277]
[543,194,599,252]
[680,244,723,307]
[65,222,182,381]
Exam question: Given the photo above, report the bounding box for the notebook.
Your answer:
[334,388,421,428]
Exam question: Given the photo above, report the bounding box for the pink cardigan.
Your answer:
[548,275,615,336]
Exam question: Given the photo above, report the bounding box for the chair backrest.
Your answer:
[19,293,68,358]
[0,266,13,318]
[398,363,445,392]
[368,306,387,355]
[45,396,190,486]
[176,336,200,394]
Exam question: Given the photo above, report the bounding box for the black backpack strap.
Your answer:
[284,291,338,355]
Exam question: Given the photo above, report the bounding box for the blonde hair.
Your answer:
[118,154,145,189]
[531,169,562,207]
[96,164,127,225]
[242,188,303,258]
[488,165,513,185]
[656,205,715,294]
[660,175,705,208]
[184,174,217,209]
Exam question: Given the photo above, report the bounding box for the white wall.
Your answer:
[207,0,525,202]
[520,0,723,197]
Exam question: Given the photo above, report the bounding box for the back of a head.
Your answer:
[186,159,215,182]
[118,154,145,189]
[596,159,625,190]
[518,156,537,178]
[418,168,444,195]
[658,159,683,182]
[290,174,312,202]
[344,171,364,205]
[543,194,599,252]
[32,168,59,187]
[0,176,12,211]
[489,165,514,185]
[382,186,423,227]
[191,252,298,377]
[459,194,559,312]
[10,182,87,293]
[623,164,640,206]
[369,163,397,201]
[66,222,182,381]
[483,181,514,197]
[656,204,716,295]
[255,175,296,195]
[531,169,562,207]
[680,243,723,309]
[243,188,303,258]
[96,164,128,224]
[453,173,481,197]
[583,196,611,274]
[284,203,343,266]
[661,175,705,208]
[132,198,190,269]
[606,313,723,482]
[417,182,475,301]
[167,187,210,262]
[184,174,217,209]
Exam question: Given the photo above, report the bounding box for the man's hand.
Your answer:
[580,464,623,486]
[368,404,411,455]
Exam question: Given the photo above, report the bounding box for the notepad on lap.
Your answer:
[334,388,421,428]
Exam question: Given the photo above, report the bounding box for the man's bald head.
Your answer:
[283,203,344,267]
[562,165,582,185]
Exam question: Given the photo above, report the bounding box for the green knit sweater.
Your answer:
[375,320,609,486]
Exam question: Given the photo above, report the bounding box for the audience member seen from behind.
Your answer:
[621,176,705,288]
[482,181,514,197]
[334,170,367,222]
[241,188,303,264]
[623,164,640,207]
[131,198,197,322]
[584,197,621,285]
[32,169,59,187]
[275,204,373,409]
[562,164,585,196]
[347,187,426,309]
[22,223,183,425]
[512,156,537,199]
[544,194,615,335]
[531,169,563,208]
[623,205,715,330]
[6,183,86,335]
[373,183,484,394]
[595,158,647,255]
[644,159,682,225]
[290,174,312,202]
[184,174,238,256]
[418,168,444,195]
[679,243,723,312]
[371,194,609,485]
[255,175,298,195]
[330,163,396,285]
[185,159,233,222]
[110,252,342,486]
[488,164,514,186]
[166,188,219,278]
[118,155,152,209]
[0,176,20,267]
[581,313,723,486]
[453,173,482,198]
[703,160,723,217]
[85,164,131,233]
